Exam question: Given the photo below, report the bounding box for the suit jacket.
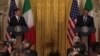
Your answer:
[76,15,94,27]
[9,16,27,27]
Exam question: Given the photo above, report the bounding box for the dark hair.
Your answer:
[15,8,21,12]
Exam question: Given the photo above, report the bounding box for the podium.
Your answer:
[7,26,28,36]
[7,25,28,48]
[75,26,96,36]
[75,26,96,51]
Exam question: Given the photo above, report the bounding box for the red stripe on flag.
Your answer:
[69,19,75,28]
[67,34,73,46]
[67,18,76,45]
[90,33,96,43]
[24,26,36,44]
[68,28,74,39]
[69,19,76,36]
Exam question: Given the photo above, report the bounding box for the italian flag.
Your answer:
[23,0,36,44]
[84,0,93,11]
[84,0,96,43]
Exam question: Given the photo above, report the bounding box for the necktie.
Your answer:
[83,16,87,23]
[18,17,20,22]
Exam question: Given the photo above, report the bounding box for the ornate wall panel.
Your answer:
[0,0,9,40]
[93,0,100,41]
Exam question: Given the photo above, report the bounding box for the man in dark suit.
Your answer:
[76,9,95,52]
[9,8,28,40]
[76,10,94,27]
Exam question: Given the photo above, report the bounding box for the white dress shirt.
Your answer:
[83,16,87,22]
[16,15,20,21]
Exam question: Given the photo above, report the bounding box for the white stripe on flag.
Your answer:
[23,9,34,28]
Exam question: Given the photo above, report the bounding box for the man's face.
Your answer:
[83,10,89,16]
[16,10,22,16]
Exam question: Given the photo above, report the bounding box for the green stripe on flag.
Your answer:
[23,0,31,14]
[84,0,93,11]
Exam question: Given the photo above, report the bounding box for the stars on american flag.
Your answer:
[70,0,80,19]
[9,0,17,18]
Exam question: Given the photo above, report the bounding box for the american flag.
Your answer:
[6,0,17,40]
[9,0,17,18]
[67,0,80,46]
